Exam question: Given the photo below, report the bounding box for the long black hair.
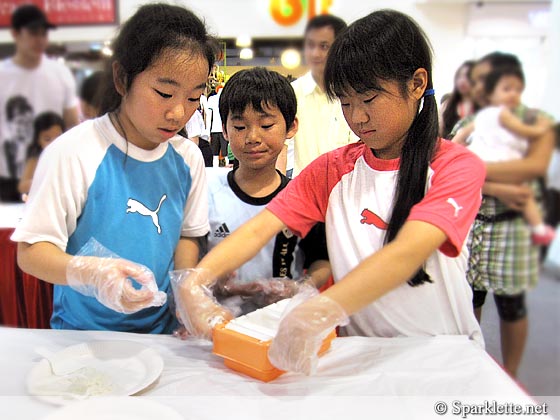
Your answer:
[99,3,218,115]
[324,9,439,286]
[441,60,475,139]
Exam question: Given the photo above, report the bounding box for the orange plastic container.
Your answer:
[213,322,336,382]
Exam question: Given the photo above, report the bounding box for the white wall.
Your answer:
[0,0,553,113]
[541,0,559,120]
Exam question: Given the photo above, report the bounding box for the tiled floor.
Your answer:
[479,267,560,417]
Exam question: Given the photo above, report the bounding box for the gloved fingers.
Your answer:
[268,316,321,375]
[268,295,348,374]
[192,304,233,340]
[169,268,234,340]
[286,337,319,375]
[117,260,157,287]
[215,272,237,295]
[121,279,156,303]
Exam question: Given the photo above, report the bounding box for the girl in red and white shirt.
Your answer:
[177,10,486,375]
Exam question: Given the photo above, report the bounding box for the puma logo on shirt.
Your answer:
[446,198,463,218]
[126,194,167,234]
[360,208,388,230]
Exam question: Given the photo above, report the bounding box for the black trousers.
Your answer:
[198,139,213,167]
[210,132,228,158]
[0,177,20,202]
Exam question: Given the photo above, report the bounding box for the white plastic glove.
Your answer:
[66,238,166,314]
[268,292,348,375]
[66,256,166,314]
[169,268,233,340]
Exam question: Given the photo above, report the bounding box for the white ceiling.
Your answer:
[416,0,550,3]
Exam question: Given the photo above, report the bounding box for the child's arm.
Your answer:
[174,237,205,269]
[482,182,532,212]
[499,107,551,139]
[306,260,332,288]
[450,122,474,145]
[18,157,38,194]
[199,209,286,277]
[485,129,554,183]
[268,220,447,374]
[174,209,286,338]
[17,241,161,313]
[322,220,445,314]
[299,222,331,288]
[18,241,72,285]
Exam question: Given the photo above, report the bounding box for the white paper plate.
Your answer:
[41,397,183,420]
[27,341,164,405]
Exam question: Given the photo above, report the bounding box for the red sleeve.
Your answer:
[408,140,485,257]
[267,143,363,238]
[267,155,330,238]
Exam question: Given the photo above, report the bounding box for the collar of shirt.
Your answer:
[300,71,323,97]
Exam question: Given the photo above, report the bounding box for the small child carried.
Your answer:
[453,66,554,245]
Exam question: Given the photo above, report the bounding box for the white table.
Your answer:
[0,327,553,420]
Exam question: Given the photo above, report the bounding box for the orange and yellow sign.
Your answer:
[270,0,333,26]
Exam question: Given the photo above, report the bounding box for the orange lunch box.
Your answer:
[213,322,336,382]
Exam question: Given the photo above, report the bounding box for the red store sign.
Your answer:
[0,0,117,27]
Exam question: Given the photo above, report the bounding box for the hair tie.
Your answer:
[423,88,435,97]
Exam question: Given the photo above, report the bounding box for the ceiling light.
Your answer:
[101,46,113,56]
[236,35,252,47]
[281,48,301,69]
[239,48,253,60]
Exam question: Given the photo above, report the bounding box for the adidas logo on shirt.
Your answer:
[214,223,230,238]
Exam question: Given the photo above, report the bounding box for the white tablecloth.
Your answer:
[0,327,552,420]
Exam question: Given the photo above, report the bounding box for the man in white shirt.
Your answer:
[186,108,212,167]
[278,14,357,177]
[207,88,228,166]
[0,4,79,202]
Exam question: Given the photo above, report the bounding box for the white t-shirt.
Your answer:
[290,72,358,177]
[186,110,208,141]
[0,55,78,178]
[207,91,222,133]
[468,106,529,162]
[268,140,484,346]
[11,114,209,332]
[206,167,328,283]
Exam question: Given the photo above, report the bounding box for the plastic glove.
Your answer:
[268,293,348,375]
[219,277,317,307]
[66,255,166,314]
[169,268,233,340]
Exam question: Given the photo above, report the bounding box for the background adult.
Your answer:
[278,14,358,178]
[0,4,79,202]
[450,52,554,378]
[440,60,475,139]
